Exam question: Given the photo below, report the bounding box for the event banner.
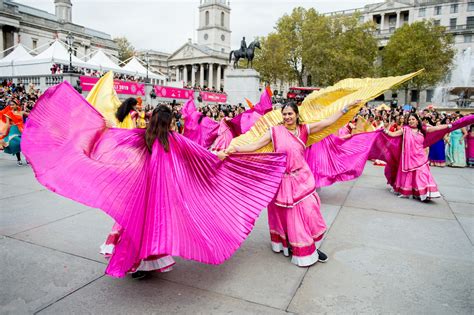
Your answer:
[154,85,193,100]
[80,76,145,95]
[200,91,227,103]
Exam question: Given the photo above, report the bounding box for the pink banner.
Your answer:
[80,76,145,95]
[154,85,193,100]
[200,91,227,103]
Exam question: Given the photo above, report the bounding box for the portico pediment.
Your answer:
[168,43,210,62]
[367,1,411,13]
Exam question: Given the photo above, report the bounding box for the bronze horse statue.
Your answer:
[229,40,261,69]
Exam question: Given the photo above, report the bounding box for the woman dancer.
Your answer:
[1,100,26,166]
[115,97,139,129]
[428,120,446,167]
[445,116,467,167]
[225,101,359,266]
[22,82,287,278]
[383,113,452,201]
[467,125,474,167]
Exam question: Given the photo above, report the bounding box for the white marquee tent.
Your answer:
[0,40,94,76]
[0,44,35,75]
[122,57,166,81]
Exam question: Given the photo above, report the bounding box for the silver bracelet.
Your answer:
[448,123,452,129]
[341,107,349,114]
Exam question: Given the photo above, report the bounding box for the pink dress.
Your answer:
[268,124,327,266]
[393,126,441,201]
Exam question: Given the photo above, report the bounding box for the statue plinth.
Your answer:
[224,68,260,107]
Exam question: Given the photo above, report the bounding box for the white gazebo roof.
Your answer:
[21,40,90,68]
[0,44,34,64]
[122,57,165,80]
[87,50,123,72]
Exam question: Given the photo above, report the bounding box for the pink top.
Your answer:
[271,124,316,207]
[402,126,428,172]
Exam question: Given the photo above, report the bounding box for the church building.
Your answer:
[167,0,231,91]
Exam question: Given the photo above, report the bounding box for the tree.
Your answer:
[381,20,455,101]
[275,7,307,86]
[253,34,288,84]
[253,8,378,87]
[302,12,378,86]
[114,36,135,63]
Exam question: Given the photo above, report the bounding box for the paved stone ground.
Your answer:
[1,154,473,314]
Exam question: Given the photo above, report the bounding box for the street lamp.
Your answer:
[66,32,74,73]
[145,51,149,83]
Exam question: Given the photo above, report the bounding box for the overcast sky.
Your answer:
[14,0,382,53]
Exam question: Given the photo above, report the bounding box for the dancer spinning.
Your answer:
[383,113,453,201]
[22,82,287,278]
[224,101,359,266]
[1,99,27,166]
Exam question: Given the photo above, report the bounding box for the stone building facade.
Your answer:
[0,0,117,59]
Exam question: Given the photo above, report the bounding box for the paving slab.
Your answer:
[38,271,290,315]
[439,185,474,204]
[352,174,388,189]
[344,186,455,219]
[318,182,353,206]
[326,206,473,261]
[0,182,38,200]
[0,189,91,236]
[0,237,104,315]
[358,163,386,177]
[13,210,114,263]
[158,227,306,310]
[449,201,474,216]
[288,239,473,315]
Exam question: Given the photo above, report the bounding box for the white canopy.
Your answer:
[0,44,34,65]
[122,57,166,80]
[87,50,123,72]
[2,40,93,76]
[26,40,90,68]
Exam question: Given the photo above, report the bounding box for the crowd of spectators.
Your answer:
[184,85,227,94]
[0,80,41,113]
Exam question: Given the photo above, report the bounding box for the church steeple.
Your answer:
[197,0,231,53]
[54,0,72,23]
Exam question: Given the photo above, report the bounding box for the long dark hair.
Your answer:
[146,105,172,152]
[116,98,138,122]
[281,102,300,125]
[405,113,423,131]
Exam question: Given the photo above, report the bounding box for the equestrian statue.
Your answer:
[229,37,261,69]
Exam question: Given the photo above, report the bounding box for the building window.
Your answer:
[411,90,419,103]
[32,39,37,50]
[468,16,474,29]
[434,6,442,15]
[469,2,474,11]
[418,8,426,17]
[465,34,473,43]
[433,19,440,26]
[426,90,434,102]
[451,4,458,13]
[204,33,208,40]
[221,34,225,41]
[205,11,209,26]
[221,12,225,26]
[450,18,457,30]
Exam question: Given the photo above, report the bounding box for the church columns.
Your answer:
[175,67,180,81]
[191,64,196,88]
[216,64,221,91]
[0,27,4,58]
[208,63,214,89]
[183,65,188,86]
[200,64,204,88]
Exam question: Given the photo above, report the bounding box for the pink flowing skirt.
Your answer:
[100,223,175,273]
[268,192,326,266]
[393,163,441,201]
